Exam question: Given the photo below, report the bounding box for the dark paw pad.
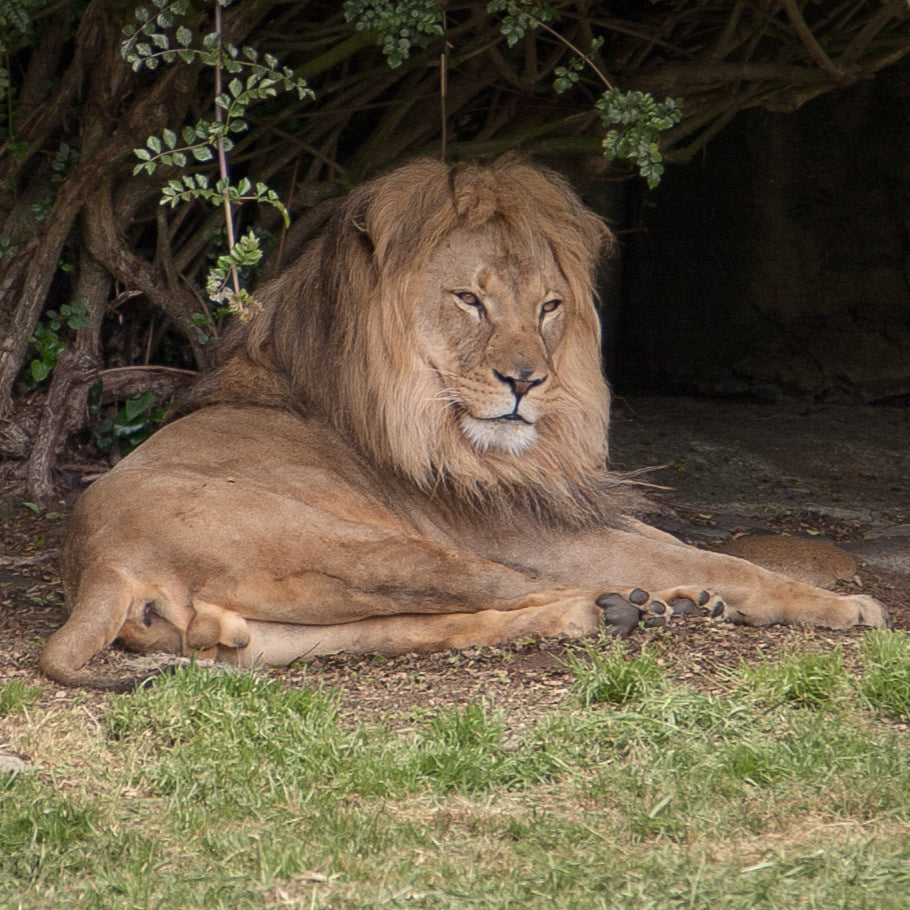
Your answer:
[596,593,642,638]
[669,597,700,616]
[642,600,669,628]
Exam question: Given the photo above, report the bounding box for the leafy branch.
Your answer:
[122,0,311,319]
[343,0,445,69]
[345,0,681,186]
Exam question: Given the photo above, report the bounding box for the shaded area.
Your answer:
[616,63,910,401]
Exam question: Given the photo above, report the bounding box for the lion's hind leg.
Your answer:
[215,593,609,667]
[598,586,727,638]
[40,566,190,690]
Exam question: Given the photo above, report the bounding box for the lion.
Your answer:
[40,156,888,689]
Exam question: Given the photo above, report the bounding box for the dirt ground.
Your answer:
[1,395,908,723]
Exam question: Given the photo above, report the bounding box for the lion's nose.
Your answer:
[494,367,546,399]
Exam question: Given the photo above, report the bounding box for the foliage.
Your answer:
[0,0,38,118]
[598,90,683,189]
[346,0,681,183]
[487,0,556,47]
[343,0,445,69]
[27,301,91,385]
[90,388,165,457]
[123,0,312,315]
[553,35,603,94]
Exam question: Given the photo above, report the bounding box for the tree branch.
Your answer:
[781,0,841,77]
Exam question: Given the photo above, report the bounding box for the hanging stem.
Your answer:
[440,11,449,162]
[534,18,613,90]
[213,1,241,298]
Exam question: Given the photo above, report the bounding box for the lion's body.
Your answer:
[42,157,887,688]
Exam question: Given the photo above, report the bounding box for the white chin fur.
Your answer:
[461,415,538,456]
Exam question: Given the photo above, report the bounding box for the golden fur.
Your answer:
[41,156,888,689]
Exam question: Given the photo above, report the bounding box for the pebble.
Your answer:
[0,754,30,774]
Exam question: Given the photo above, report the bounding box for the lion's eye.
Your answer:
[540,298,562,317]
[454,291,486,317]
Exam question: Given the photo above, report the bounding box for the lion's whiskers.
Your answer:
[428,386,460,408]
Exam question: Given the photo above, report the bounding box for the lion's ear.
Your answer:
[450,165,499,226]
[340,193,378,262]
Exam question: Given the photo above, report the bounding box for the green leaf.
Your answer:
[30,360,52,383]
[123,390,156,423]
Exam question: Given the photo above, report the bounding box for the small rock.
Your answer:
[724,534,856,589]
[845,528,910,576]
[0,754,30,774]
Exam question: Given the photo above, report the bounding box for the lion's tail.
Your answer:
[39,566,140,691]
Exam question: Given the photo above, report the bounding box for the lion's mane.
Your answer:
[188,156,641,526]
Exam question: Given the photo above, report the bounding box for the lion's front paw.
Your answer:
[844,594,891,629]
[596,587,726,637]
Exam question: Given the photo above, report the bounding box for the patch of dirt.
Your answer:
[1,396,908,727]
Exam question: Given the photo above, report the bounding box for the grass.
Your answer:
[563,640,665,706]
[859,629,910,721]
[0,679,43,717]
[733,645,851,708]
[2,633,910,908]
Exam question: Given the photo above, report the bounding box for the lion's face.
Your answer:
[417,227,569,457]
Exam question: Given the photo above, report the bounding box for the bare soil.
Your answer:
[1,396,908,724]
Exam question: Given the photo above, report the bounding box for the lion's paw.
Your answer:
[596,587,726,637]
[839,594,891,630]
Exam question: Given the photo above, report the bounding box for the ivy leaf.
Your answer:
[124,390,156,422]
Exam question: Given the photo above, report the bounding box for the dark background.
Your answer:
[615,62,910,402]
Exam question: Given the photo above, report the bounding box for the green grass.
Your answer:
[2,635,910,908]
[0,679,43,716]
[563,640,665,706]
[859,629,910,721]
[734,645,851,708]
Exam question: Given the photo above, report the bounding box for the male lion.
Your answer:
[41,156,888,689]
